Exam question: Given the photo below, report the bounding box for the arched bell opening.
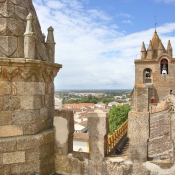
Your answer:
[160,59,168,74]
[144,68,152,83]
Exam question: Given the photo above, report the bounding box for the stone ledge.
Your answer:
[0,58,62,68]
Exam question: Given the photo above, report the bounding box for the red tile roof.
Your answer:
[74,132,89,140]
[63,103,95,110]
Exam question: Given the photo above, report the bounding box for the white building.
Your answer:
[73,132,89,152]
[108,101,119,107]
[55,97,62,109]
[74,123,87,133]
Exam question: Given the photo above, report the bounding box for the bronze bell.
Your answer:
[162,64,167,74]
[162,64,167,71]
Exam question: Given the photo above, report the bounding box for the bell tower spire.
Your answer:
[146,40,153,59]
[141,42,147,59]
[167,40,173,57]
[158,40,165,56]
[133,30,174,111]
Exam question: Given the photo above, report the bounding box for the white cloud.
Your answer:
[33,0,175,90]
[87,9,111,21]
[153,0,175,3]
[116,13,132,18]
[122,20,133,24]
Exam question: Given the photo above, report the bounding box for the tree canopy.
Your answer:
[108,104,130,134]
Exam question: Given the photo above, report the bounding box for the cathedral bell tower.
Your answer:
[131,30,174,112]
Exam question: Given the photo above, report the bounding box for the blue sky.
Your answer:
[33,0,175,90]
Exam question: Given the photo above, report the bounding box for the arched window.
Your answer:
[144,68,152,83]
[160,59,168,74]
[145,68,151,78]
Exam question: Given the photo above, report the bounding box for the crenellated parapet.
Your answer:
[54,110,132,175]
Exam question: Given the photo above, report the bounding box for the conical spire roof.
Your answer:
[147,40,153,51]
[158,40,165,51]
[141,42,146,52]
[167,40,172,50]
[0,0,48,60]
[167,40,173,57]
[151,30,161,51]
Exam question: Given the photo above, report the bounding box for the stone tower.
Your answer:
[128,31,175,167]
[131,30,175,112]
[0,0,62,174]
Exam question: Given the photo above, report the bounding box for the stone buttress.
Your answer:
[0,0,62,174]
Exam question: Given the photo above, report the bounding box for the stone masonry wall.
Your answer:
[0,129,55,175]
[132,84,149,112]
[135,60,175,103]
[0,59,60,137]
[54,109,175,175]
[128,111,149,162]
[0,59,61,175]
[54,110,133,175]
[0,0,49,61]
[148,110,173,160]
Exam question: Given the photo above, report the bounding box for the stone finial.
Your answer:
[46,26,55,44]
[24,13,35,59]
[46,26,56,63]
[24,13,34,35]
[158,40,165,56]
[141,42,147,59]
[146,40,153,59]
[167,40,173,57]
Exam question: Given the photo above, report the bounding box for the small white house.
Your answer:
[73,132,89,152]
[108,101,119,107]
[74,123,87,133]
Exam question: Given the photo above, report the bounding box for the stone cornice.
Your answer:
[134,59,157,64]
[0,58,62,82]
[135,58,175,64]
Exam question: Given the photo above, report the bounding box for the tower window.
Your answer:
[144,68,152,83]
[160,59,168,74]
[145,68,151,78]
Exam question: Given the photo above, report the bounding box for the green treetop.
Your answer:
[108,104,130,134]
